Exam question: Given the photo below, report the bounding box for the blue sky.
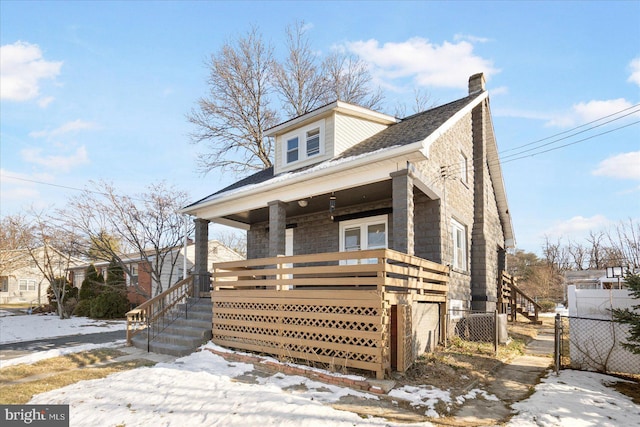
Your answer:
[1,1,639,255]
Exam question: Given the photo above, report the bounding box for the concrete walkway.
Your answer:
[452,326,555,425]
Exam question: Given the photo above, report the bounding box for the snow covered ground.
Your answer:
[2,314,639,426]
[0,311,126,344]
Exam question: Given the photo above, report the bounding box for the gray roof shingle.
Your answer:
[187,92,480,206]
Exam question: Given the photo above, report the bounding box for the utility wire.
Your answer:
[442,105,640,178]
[0,173,150,203]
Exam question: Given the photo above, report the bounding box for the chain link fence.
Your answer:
[446,310,508,353]
[555,315,640,375]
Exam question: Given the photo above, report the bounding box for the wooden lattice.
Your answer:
[212,289,388,378]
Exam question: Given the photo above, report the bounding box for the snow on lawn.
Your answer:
[507,370,640,427]
[25,340,639,427]
[0,313,126,344]
[29,345,435,427]
[1,340,127,368]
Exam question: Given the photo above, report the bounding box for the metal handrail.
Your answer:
[126,276,194,346]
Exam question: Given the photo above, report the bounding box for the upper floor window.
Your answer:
[306,128,320,157]
[282,120,325,165]
[451,219,467,271]
[287,137,299,163]
[128,264,139,286]
[459,152,468,184]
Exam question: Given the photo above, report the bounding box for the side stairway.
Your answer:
[130,298,213,357]
[499,271,542,324]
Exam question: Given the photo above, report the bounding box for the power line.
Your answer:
[0,173,149,203]
[500,103,640,154]
[442,105,640,178]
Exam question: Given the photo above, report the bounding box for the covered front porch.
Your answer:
[210,248,448,379]
[185,164,452,378]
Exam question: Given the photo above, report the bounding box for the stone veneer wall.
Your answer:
[412,113,475,305]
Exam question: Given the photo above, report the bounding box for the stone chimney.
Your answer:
[468,73,485,95]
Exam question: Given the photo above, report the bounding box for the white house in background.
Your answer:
[0,246,83,305]
[68,240,243,307]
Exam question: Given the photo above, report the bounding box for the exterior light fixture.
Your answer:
[329,194,336,213]
[298,199,308,208]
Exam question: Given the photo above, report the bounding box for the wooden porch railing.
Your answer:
[126,276,195,347]
[212,248,449,296]
[498,271,541,324]
[211,249,449,379]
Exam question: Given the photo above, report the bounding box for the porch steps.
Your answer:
[514,306,542,324]
[130,298,213,357]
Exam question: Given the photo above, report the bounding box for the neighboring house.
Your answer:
[68,240,242,307]
[181,73,515,377]
[0,246,82,305]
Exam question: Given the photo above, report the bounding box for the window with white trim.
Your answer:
[1,276,8,292]
[306,128,320,157]
[459,152,468,184]
[128,264,139,286]
[282,120,324,165]
[451,219,467,271]
[286,137,299,163]
[19,279,36,291]
[339,215,388,264]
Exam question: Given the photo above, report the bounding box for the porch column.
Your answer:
[268,200,287,257]
[391,169,415,255]
[193,218,210,296]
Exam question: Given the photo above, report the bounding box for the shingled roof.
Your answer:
[337,93,478,159]
[186,92,482,208]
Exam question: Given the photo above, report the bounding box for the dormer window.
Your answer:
[306,128,320,157]
[287,137,299,163]
[282,120,325,165]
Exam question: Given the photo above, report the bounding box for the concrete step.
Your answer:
[163,324,213,339]
[129,298,213,357]
[172,317,212,330]
[131,335,196,357]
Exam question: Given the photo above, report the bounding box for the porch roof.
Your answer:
[183,92,482,214]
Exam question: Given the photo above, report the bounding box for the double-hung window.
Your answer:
[306,128,320,157]
[283,120,324,165]
[451,219,467,271]
[286,137,299,163]
[0,276,8,292]
[339,215,388,264]
[19,279,36,291]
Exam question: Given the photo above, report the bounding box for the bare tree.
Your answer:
[394,88,436,118]
[188,26,278,175]
[586,230,607,269]
[61,181,192,299]
[272,20,326,119]
[0,214,35,278]
[567,240,588,270]
[606,218,640,269]
[189,23,389,177]
[212,229,247,258]
[543,236,571,272]
[16,210,81,319]
[320,51,384,110]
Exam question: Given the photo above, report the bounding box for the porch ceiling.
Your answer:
[222,180,394,225]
